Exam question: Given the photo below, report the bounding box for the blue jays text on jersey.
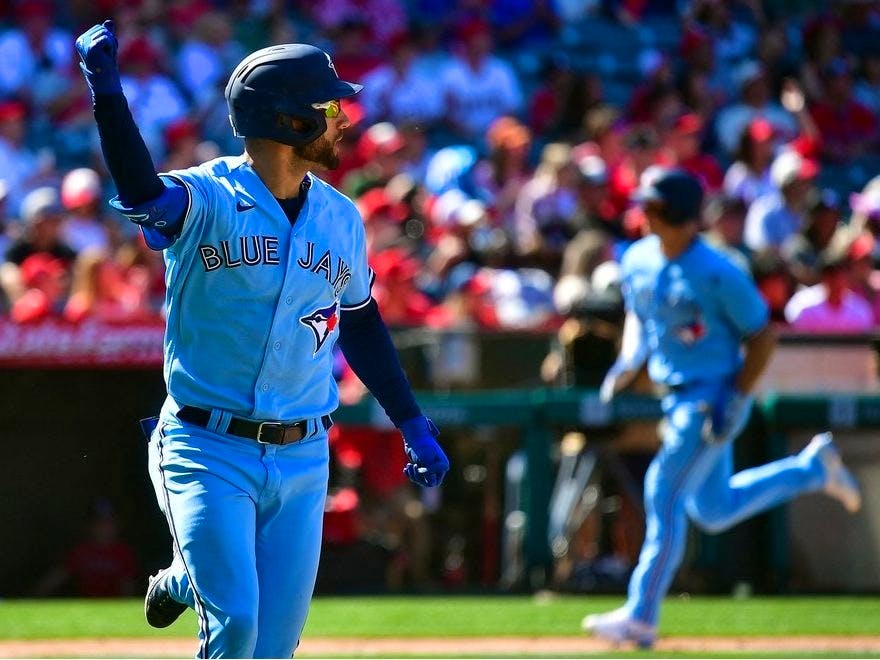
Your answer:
[153,154,374,423]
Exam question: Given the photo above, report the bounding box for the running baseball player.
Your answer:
[76,21,449,658]
[583,168,861,648]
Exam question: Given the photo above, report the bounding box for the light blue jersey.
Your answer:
[615,234,827,630]
[156,155,373,421]
[620,235,768,387]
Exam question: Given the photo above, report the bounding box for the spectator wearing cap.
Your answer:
[744,150,818,252]
[6,187,76,262]
[59,168,111,254]
[784,243,874,333]
[660,113,723,192]
[370,247,434,326]
[723,117,776,204]
[357,187,410,255]
[470,116,533,236]
[63,248,159,324]
[2,186,76,306]
[161,118,204,171]
[441,19,523,141]
[512,142,583,273]
[424,190,504,285]
[118,36,188,160]
[9,251,68,323]
[528,58,602,140]
[751,249,795,323]
[607,125,661,219]
[781,189,842,287]
[715,61,798,156]
[359,31,443,130]
[702,195,750,273]
[572,152,618,233]
[0,100,39,214]
[343,122,408,198]
[0,0,73,99]
[809,57,878,163]
[847,230,880,324]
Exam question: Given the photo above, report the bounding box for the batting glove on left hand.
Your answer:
[399,416,449,488]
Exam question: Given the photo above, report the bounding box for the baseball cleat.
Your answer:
[145,566,186,628]
[581,607,656,648]
[805,432,862,513]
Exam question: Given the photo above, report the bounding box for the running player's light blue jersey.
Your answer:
[620,235,768,387]
[158,155,373,421]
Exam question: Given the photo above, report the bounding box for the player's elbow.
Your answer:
[746,323,776,353]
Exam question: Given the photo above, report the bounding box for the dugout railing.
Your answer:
[334,387,880,591]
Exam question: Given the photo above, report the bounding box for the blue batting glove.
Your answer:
[399,416,449,488]
[75,20,122,96]
[709,390,753,444]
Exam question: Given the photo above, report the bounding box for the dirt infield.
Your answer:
[2,635,880,657]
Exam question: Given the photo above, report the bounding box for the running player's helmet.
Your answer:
[633,168,704,225]
[225,44,362,147]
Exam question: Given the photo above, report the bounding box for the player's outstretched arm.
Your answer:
[76,21,186,248]
[338,300,450,487]
[599,311,648,403]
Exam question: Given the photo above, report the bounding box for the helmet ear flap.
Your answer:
[275,112,326,145]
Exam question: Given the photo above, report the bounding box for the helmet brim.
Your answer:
[333,79,363,99]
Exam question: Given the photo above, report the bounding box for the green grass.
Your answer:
[1,595,879,640]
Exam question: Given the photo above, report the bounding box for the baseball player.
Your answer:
[76,21,449,658]
[583,169,861,648]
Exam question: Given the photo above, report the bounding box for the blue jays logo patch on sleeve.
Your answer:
[300,301,339,355]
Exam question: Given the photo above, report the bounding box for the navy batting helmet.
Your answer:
[225,44,363,147]
[633,168,704,225]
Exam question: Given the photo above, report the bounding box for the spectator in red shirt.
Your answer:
[810,58,878,162]
[33,500,138,597]
[63,249,160,324]
[660,113,723,191]
[9,252,69,323]
[370,247,434,326]
[607,125,660,218]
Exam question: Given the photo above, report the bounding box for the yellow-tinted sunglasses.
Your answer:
[311,100,341,118]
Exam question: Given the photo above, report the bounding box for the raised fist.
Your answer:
[75,20,122,96]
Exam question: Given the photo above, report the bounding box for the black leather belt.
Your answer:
[176,406,331,445]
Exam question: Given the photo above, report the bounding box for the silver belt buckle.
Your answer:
[255,421,283,444]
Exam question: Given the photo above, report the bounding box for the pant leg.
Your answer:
[686,438,825,534]
[148,421,264,658]
[625,392,726,626]
[252,429,330,659]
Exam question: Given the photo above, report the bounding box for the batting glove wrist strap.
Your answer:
[399,416,450,488]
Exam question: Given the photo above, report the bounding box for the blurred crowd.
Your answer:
[3,0,880,335]
[6,0,880,594]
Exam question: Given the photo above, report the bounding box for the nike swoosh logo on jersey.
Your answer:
[236,200,255,212]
